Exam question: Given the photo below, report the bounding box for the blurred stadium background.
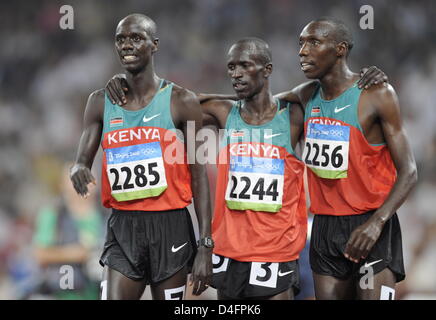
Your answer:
[0,0,435,299]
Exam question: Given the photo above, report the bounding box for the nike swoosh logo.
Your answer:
[363,259,383,268]
[334,104,351,113]
[278,270,294,277]
[171,242,187,253]
[143,113,161,122]
[264,133,282,139]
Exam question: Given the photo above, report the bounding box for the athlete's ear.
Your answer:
[336,41,347,58]
[264,63,273,78]
[152,38,159,54]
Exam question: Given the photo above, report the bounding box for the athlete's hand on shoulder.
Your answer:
[105,73,128,105]
[344,218,384,263]
[189,246,212,296]
[358,66,388,89]
[70,163,96,198]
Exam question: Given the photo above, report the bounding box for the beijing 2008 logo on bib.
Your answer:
[225,154,285,213]
[303,122,350,179]
[106,141,168,201]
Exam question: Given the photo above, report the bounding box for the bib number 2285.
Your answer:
[106,141,167,201]
[109,163,160,190]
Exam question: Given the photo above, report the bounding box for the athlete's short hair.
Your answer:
[232,37,272,65]
[312,17,354,56]
[118,13,158,40]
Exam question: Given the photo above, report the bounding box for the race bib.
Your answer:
[225,155,284,213]
[303,123,350,179]
[106,141,167,201]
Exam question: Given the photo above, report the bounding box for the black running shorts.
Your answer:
[100,207,197,284]
[310,211,405,282]
[211,253,300,299]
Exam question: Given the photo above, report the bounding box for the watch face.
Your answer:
[202,237,214,248]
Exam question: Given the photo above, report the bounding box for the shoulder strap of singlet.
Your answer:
[237,99,287,111]
[278,99,289,111]
[304,82,322,117]
[310,82,321,101]
[161,79,170,89]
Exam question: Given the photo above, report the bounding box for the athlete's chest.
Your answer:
[239,109,277,126]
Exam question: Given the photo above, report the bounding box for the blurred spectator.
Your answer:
[30,164,103,300]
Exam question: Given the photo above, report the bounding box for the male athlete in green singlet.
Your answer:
[71,14,213,300]
[275,18,417,300]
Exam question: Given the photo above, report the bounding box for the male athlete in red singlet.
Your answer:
[276,18,417,299]
[200,38,307,300]
[70,14,212,300]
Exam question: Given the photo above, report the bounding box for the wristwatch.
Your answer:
[198,236,214,248]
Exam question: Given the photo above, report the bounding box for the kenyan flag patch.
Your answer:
[110,117,123,127]
[311,106,320,115]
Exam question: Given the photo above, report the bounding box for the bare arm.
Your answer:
[201,98,234,129]
[104,74,233,130]
[174,88,213,295]
[274,66,389,108]
[274,81,318,109]
[197,93,237,104]
[70,90,104,197]
[344,84,418,263]
[104,73,237,106]
[105,67,388,106]
[372,84,417,222]
[289,103,305,155]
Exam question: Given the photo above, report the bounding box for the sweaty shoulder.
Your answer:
[84,88,105,123]
[360,83,398,111]
[200,97,234,129]
[171,83,198,107]
[363,83,396,100]
[89,88,105,103]
[170,84,202,126]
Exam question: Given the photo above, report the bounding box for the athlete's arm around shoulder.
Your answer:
[201,98,234,129]
[170,85,207,132]
[170,85,213,296]
[274,80,318,112]
[70,89,105,197]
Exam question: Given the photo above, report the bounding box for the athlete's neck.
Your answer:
[125,63,161,102]
[241,88,276,121]
[319,61,359,100]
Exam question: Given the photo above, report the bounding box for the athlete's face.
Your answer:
[298,22,339,79]
[227,45,271,99]
[115,19,158,73]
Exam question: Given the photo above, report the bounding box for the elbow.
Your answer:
[397,161,418,192]
[408,162,418,189]
[412,166,418,186]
